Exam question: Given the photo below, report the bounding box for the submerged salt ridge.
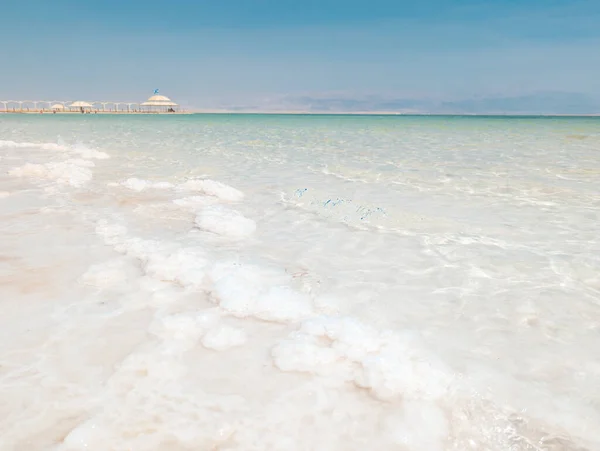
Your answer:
[1,115,599,451]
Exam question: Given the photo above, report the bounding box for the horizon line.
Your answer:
[186,110,600,117]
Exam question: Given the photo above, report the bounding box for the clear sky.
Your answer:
[2,0,600,113]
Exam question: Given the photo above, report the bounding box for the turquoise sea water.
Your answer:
[1,114,599,450]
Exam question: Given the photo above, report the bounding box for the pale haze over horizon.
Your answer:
[2,0,600,114]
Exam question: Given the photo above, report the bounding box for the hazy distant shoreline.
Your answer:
[1,110,599,117]
[179,109,600,117]
[191,110,600,117]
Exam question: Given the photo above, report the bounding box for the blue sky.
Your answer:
[2,0,600,112]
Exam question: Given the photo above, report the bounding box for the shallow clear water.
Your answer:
[1,114,599,450]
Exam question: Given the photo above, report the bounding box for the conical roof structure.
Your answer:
[69,101,92,108]
[141,94,178,107]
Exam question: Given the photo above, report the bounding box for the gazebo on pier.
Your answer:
[140,93,178,113]
[69,101,93,113]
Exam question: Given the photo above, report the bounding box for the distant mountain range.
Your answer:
[214,91,600,115]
